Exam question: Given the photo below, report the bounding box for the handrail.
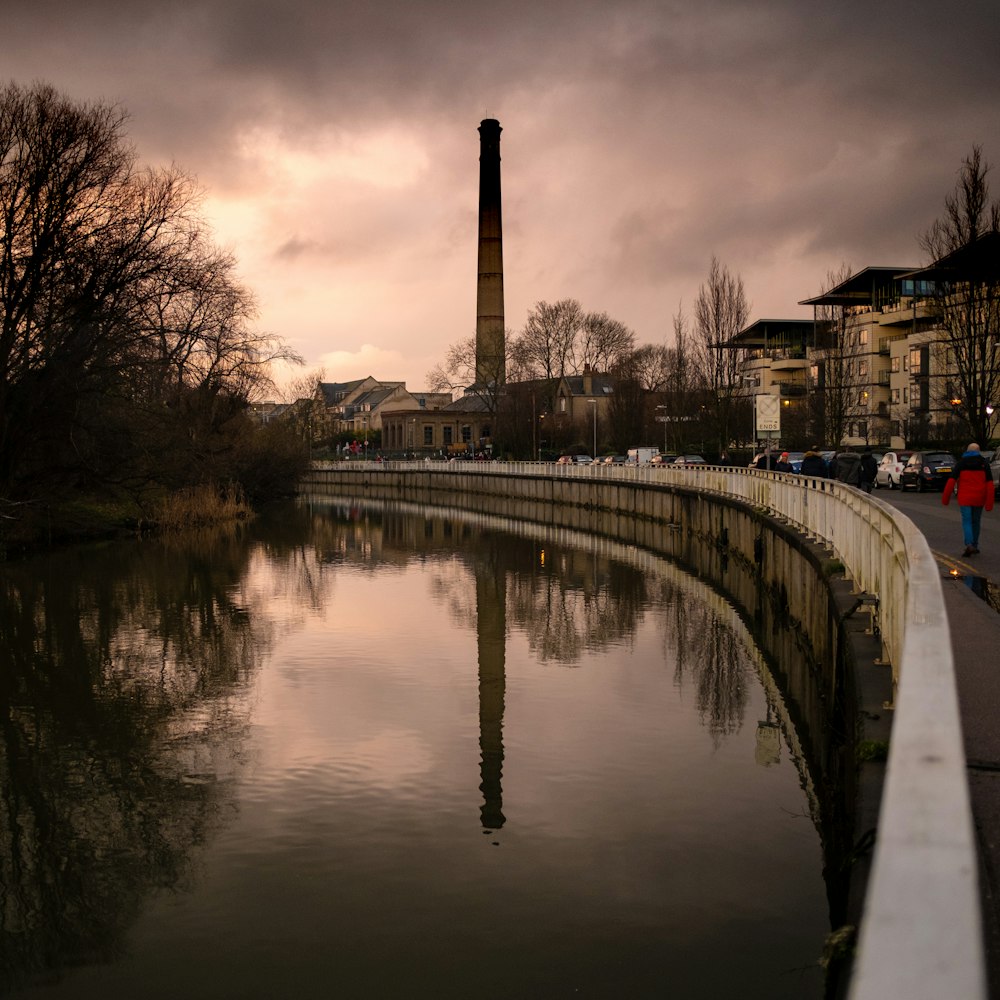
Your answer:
[311,458,986,999]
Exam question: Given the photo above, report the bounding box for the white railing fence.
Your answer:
[310,459,986,999]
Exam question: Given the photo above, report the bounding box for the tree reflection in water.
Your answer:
[0,526,272,993]
[0,497,793,995]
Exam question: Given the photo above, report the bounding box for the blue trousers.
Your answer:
[960,505,983,546]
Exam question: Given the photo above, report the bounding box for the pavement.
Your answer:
[869,483,1000,996]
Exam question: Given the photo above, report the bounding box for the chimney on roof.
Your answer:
[583,364,593,396]
[476,119,505,387]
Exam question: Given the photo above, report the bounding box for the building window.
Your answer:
[461,425,472,443]
[444,426,453,445]
[423,426,433,446]
[859,360,869,377]
[857,421,868,438]
[903,388,909,404]
[859,329,869,346]
[859,390,868,406]
[559,397,567,413]
[891,356,900,373]
[891,388,900,403]
[891,420,901,437]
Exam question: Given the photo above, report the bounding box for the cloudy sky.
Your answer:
[4,0,999,393]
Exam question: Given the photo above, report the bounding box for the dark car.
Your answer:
[900,451,957,491]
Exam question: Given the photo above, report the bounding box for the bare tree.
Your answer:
[692,257,750,454]
[0,81,299,504]
[515,299,583,383]
[426,331,517,417]
[918,146,1000,444]
[572,311,636,374]
[807,263,866,448]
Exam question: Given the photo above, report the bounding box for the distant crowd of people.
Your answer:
[750,447,880,492]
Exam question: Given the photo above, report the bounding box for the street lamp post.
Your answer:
[588,399,597,458]
[655,404,668,452]
[742,376,759,450]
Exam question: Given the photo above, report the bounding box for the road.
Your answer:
[872,479,1000,581]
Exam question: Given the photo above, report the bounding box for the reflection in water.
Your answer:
[0,527,272,994]
[0,497,825,999]
[476,558,507,832]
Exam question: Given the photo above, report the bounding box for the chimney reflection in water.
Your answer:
[476,562,506,833]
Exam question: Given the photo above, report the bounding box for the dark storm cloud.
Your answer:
[2,0,999,378]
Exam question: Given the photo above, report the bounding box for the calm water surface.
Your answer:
[0,496,827,999]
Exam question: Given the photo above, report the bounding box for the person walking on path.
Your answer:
[799,447,828,478]
[942,442,995,556]
[859,447,878,494]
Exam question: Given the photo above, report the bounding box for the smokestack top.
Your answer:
[479,118,501,133]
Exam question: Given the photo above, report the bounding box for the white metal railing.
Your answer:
[310,458,985,999]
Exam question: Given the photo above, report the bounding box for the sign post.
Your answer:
[755,394,781,465]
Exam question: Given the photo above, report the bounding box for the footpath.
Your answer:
[874,488,1000,996]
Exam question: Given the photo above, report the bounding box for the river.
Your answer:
[0,494,828,999]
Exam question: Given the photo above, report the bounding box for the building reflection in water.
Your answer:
[0,494,823,996]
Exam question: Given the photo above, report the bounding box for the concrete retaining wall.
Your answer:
[304,463,893,992]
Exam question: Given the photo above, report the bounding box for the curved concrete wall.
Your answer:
[303,461,984,1000]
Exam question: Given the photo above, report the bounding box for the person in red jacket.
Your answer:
[942,442,995,556]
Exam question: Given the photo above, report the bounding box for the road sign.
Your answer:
[755,394,781,434]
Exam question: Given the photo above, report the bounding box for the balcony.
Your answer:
[770,355,809,372]
[776,382,806,398]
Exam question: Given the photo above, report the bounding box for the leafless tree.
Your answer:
[0,81,299,504]
[692,257,750,453]
[515,299,583,382]
[807,263,866,448]
[918,146,1000,444]
[426,331,517,416]
[571,311,636,374]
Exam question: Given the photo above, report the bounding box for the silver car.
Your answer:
[875,451,912,490]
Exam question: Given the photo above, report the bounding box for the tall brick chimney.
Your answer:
[476,119,505,386]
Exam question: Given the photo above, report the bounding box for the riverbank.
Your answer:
[0,483,255,558]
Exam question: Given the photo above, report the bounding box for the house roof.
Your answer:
[561,373,615,396]
[351,386,399,408]
[442,392,493,413]
[722,318,814,348]
[799,267,915,307]
[898,231,1000,283]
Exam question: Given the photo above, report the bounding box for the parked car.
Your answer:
[556,455,574,465]
[674,455,706,466]
[650,454,680,465]
[603,455,626,465]
[900,451,957,491]
[875,451,913,490]
[573,455,593,465]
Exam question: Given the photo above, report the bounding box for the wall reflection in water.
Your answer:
[0,497,824,999]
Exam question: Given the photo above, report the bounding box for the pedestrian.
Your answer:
[859,447,878,493]
[799,446,828,478]
[942,442,995,557]
[774,451,793,473]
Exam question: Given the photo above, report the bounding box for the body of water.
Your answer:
[0,495,828,998]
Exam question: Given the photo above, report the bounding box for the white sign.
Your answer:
[755,394,781,434]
